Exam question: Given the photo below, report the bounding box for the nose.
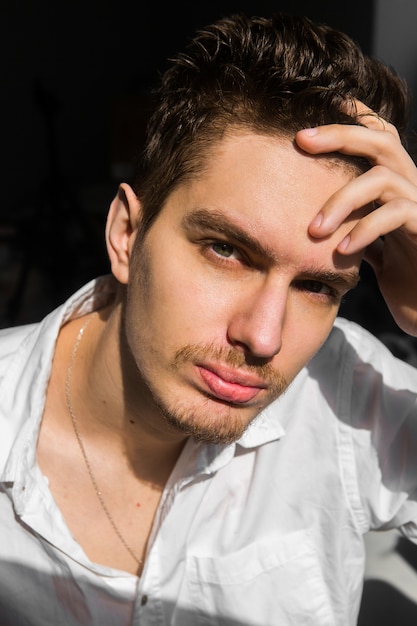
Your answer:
[227,279,286,359]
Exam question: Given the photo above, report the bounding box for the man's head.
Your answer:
[132,12,410,235]
[105,13,410,444]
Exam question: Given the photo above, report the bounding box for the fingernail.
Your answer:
[300,127,318,137]
[310,212,323,228]
[338,234,351,251]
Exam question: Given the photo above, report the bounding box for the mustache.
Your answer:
[173,343,288,395]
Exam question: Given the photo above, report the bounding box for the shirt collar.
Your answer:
[0,276,117,483]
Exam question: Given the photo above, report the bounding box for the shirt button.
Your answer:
[141,594,148,606]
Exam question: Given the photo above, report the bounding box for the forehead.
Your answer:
[200,130,355,198]
[183,132,354,233]
[156,131,362,274]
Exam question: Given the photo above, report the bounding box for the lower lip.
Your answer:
[197,367,262,403]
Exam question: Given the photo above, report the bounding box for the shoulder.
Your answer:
[0,276,115,387]
[320,316,417,390]
[0,323,38,379]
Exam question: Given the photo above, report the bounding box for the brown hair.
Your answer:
[132,12,411,234]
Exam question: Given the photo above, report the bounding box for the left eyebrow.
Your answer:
[299,269,360,294]
[181,208,360,293]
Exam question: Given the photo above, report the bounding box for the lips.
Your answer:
[196,364,266,404]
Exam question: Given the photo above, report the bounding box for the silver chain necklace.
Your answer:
[65,313,142,567]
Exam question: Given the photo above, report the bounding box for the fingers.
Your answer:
[308,165,417,254]
[294,100,417,258]
[296,98,415,180]
[296,124,417,180]
[308,100,417,336]
[309,165,417,232]
[336,198,417,254]
[344,99,400,139]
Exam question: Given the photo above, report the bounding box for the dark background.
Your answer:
[2,2,417,623]
[0,0,409,342]
[1,0,375,213]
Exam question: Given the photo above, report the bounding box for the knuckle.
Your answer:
[371,164,390,180]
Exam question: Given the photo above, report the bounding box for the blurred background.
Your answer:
[1,0,417,622]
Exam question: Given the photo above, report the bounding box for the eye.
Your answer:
[211,242,240,259]
[302,280,332,295]
[295,279,339,301]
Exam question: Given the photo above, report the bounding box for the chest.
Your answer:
[37,400,166,576]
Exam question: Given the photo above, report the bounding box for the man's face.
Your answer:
[123,132,361,443]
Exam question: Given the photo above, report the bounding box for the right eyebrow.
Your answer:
[181,208,278,261]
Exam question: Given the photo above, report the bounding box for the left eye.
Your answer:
[212,242,237,258]
[301,280,333,296]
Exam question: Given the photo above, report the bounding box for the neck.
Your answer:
[65,305,187,481]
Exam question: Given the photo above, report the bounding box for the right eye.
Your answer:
[211,242,239,258]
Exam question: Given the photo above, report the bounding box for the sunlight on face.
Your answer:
[123,132,362,444]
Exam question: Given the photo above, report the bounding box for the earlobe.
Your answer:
[105,183,142,284]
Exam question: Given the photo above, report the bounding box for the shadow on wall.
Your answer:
[359,579,417,626]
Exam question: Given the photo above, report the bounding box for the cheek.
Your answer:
[129,249,232,347]
[166,282,233,345]
[280,302,338,373]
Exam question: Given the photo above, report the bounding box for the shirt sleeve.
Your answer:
[335,318,417,536]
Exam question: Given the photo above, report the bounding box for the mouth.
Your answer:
[196,363,267,404]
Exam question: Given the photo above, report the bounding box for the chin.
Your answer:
[158,398,255,444]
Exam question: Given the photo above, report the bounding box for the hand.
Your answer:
[296,101,417,337]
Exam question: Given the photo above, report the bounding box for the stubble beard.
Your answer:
[150,343,289,445]
[152,397,248,444]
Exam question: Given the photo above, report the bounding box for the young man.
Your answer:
[1,12,417,625]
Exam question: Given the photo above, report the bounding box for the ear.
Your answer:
[105,183,142,284]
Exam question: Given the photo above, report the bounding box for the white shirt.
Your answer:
[1,275,417,626]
